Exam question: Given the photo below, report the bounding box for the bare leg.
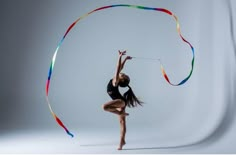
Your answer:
[118,114,126,150]
[103,99,128,150]
[103,99,129,116]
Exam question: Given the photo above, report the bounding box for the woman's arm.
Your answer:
[119,56,132,72]
[113,50,132,86]
[113,50,125,86]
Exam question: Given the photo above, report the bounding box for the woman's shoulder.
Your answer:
[111,77,119,87]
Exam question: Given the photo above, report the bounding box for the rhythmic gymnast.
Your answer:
[102,50,143,150]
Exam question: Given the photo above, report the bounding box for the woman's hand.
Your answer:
[125,56,132,60]
[118,50,126,56]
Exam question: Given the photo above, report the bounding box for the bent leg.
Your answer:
[103,99,128,116]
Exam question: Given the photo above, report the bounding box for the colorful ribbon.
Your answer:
[46,4,195,137]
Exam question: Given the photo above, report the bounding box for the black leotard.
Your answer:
[107,79,126,101]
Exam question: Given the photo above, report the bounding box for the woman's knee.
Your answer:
[120,117,126,125]
[102,104,108,111]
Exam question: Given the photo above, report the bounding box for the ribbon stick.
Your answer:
[132,56,161,61]
[46,4,195,136]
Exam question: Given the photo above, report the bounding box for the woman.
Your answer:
[102,50,143,150]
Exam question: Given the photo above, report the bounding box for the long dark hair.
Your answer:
[123,85,143,108]
[118,73,143,107]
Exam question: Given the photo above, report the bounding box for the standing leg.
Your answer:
[118,113,126,150]
[103,99,128,150]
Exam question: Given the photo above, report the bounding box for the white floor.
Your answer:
[0,129,191,154]
[1,128,233,154]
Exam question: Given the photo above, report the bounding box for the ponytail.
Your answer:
[123,85,143,108]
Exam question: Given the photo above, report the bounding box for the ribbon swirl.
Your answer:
[46,4,195,137]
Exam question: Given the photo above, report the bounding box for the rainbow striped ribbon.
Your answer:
[46,4,195,137]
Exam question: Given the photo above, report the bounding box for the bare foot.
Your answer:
[120,112,129,116]
[117,140,126,150]
[116,108,129,116]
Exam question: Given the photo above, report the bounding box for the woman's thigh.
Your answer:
[103,99,126,109]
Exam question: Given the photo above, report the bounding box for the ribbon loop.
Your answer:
[46,4,194,136]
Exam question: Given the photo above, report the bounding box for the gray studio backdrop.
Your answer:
[1,0,236,153]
